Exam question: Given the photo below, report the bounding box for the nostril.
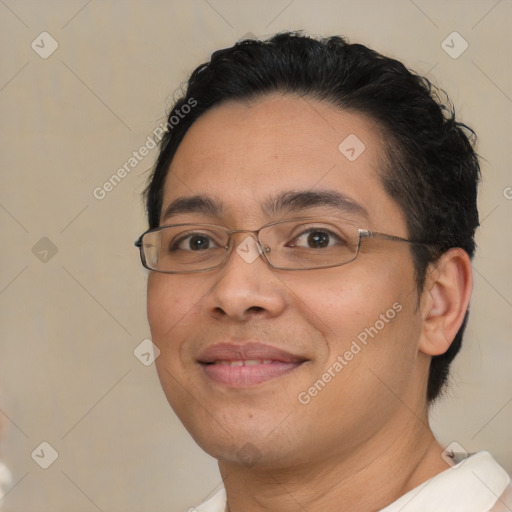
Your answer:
[247,306,265,314]
[210,305,265,320]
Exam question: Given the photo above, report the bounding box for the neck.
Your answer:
[219,416,448,512]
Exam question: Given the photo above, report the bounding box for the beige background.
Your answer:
[0,0,511,510]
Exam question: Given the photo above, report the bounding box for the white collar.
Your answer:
[379,451,510,512]
[196,452,510,512]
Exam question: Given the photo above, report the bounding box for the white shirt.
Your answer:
[191,452,511,512]
[0,462,11,511]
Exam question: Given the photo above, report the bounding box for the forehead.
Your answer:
[161,94,405,230]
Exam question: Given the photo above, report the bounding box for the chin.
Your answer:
[186,416,312,472]
[207,440,295,471]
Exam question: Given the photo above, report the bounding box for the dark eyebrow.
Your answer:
[161,189,368,224]
[161,195,222,222]
[263,190,368,218]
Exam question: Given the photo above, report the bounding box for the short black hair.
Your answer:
[144,31,480,402]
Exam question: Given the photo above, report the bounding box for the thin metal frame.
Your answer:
[134,218,429,274]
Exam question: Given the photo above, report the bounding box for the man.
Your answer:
[135,32,511,511]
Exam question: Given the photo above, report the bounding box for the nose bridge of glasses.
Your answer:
[221,228,271,269]
[227,228,268,250]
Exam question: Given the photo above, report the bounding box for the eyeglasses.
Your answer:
[134,217,426,274]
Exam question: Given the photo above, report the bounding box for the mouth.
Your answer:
[197,342,308,387]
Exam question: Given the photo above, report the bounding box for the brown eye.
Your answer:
[307,231,330,248]
[187,234,210,250]
[170,233,215,251]
[287,228,342,249]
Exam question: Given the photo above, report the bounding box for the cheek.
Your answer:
[288,267,421,413]
[147,275,174,338]
[147,274,206,409]
[280,267,400,337]
[147,274,207,346]
[281,259,420,368]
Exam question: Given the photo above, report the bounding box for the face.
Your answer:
[147,94,430,470]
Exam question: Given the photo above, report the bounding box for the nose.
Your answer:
[203,233,286,322]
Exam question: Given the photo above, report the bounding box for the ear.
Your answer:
[418,248,473,356]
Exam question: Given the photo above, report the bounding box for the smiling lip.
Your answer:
[197,342,307,387]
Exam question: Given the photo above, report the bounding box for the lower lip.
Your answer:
[200,361,303,387]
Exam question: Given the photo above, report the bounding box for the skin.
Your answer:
[146,93,473,511]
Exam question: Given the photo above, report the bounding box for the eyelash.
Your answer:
[169,226,346,252]
[287,227,344,246]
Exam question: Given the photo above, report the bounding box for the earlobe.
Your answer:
[419,248,473,356]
